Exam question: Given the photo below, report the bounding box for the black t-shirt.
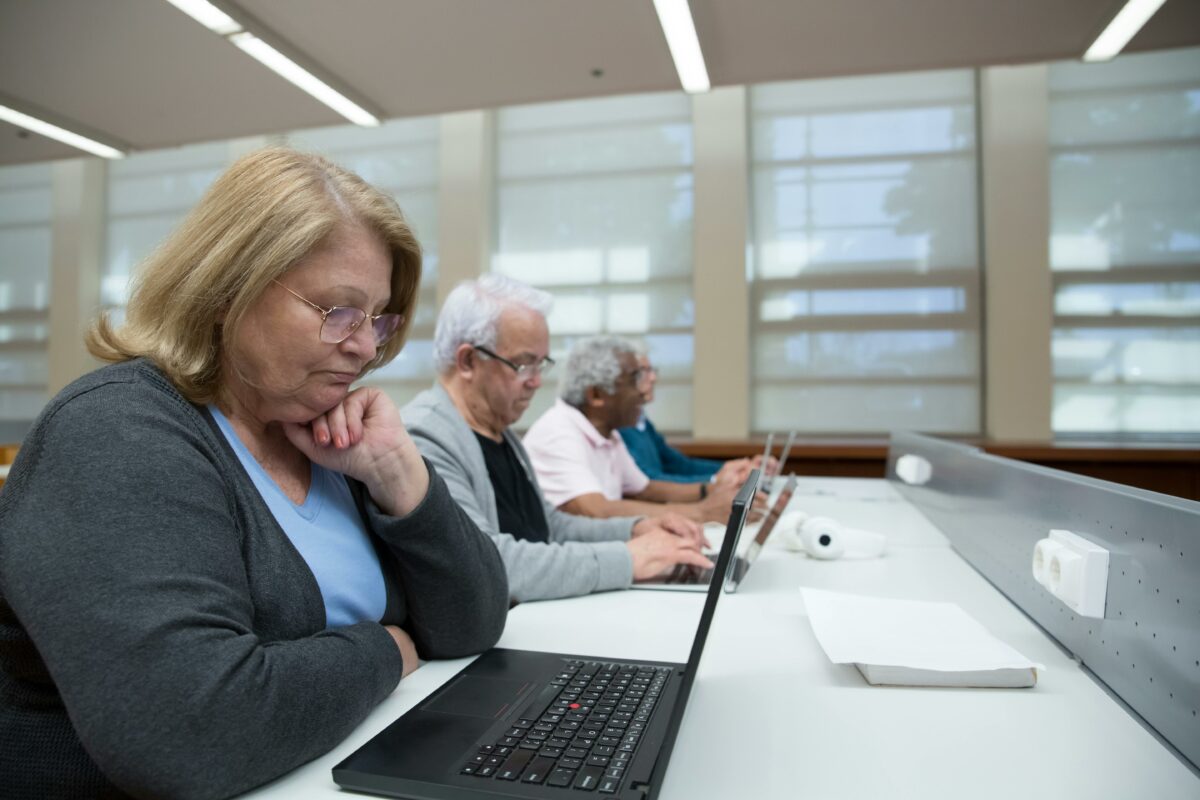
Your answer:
[474,432,551,543]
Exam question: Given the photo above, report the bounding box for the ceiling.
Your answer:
[1,0,1198,166]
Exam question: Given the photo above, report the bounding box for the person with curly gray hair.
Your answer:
[523,336,742,523]
[402,275,712,602]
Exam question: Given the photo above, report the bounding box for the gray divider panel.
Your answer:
[885,432,1200,771]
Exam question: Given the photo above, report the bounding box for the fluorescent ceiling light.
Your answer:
[163,0,380,127]
[163,0,241,35]
[1083,0,1167,62]
[229,32,380,126]
[0,103,124,159]
[653,0,710,93]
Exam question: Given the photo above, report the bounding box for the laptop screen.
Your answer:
[640,469,758,793]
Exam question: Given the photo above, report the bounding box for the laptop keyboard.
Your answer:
[459,659,670,793]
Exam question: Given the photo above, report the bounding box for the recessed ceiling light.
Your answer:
[652,0,710,93]
[0,103,125,159]
[1083,0,1168,62]
[163,0,380,126]
[229,33,380,127]
[162,0,241,35]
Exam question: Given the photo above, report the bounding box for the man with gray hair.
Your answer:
[402,275,711,603]
[523,336,741,523]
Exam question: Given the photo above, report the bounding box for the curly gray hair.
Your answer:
[559,336,640,408]
[432,274,553,373]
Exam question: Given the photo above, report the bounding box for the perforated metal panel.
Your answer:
[886,432,1200,771]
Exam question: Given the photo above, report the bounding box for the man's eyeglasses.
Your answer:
[473,345,555,378]
[274,280,404,347]
[634,366,657,386]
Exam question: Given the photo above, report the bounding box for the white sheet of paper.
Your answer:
[801,587,1044,673]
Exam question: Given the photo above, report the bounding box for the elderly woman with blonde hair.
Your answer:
[0,147,507,799]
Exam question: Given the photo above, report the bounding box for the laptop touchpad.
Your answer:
[422,675,530,719]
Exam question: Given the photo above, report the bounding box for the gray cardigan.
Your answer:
[0,359,508,800]
[403,383,636,602]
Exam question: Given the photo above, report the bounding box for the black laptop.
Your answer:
[332,470,760,799]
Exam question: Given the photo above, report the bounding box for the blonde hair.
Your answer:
[88,146,421,404]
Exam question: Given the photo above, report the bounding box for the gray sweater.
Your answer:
[0,359,508,799]
[403,383,636,602]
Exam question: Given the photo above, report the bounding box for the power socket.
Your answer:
[1031,529,1109,618]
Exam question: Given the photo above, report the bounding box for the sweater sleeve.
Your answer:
[0,381,401,800]
[407,424,632,603]
[357,460,508,656]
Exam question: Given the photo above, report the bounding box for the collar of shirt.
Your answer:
[555,399,621,450]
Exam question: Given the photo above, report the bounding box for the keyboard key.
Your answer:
[547,768,576,788]
[538,746,563,759]
[587,754,610,767]
[604,767,625,779]
[459,765,476,775]
[573,766,604,790]
[599,777,621,794]
[559,757,583,769]
[565,747,589,759]
[521,756,556,784]
[477,765,495,777]
[496,749,534,781]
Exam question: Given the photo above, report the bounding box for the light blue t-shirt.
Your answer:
[209,406,387,628]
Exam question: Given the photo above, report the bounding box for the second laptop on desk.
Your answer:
[332,471,760,800]
[635,473,796,592]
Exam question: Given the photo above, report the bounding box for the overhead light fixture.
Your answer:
[229,33,380,127]
[162,0,380,126]
[652,0,710,93]
[162,0,240,35]
[1083,0,1168,62]
[0,102,125,159]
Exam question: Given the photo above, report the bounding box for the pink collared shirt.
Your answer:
[522,399,651,508]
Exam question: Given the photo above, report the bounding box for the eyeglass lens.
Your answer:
[321,307,402,346]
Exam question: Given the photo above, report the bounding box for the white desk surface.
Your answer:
[245,477,1199,799]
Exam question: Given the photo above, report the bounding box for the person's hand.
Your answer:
[750,454,780,477]
[385,625,421,678]
[747,489,770,523]
[714,458,754,487]
[696,482,739,524]
[626,530,713,581]
[282,386,429,517]
[632,513,709,549]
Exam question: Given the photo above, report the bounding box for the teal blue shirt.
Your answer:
[618,415,721,484]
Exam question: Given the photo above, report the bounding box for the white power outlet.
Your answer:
[1031,529,1109,618]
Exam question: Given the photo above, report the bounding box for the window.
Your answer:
[0,162,53,432]
[749,70,982,435]
[287,118,440,408]
[1049,47,1200,437]
[104,140,234,317]
[492,92,695,431]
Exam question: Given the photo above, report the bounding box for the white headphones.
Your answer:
[782,513,887,560]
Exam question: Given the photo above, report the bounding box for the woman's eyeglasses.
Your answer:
[274,280,403,346]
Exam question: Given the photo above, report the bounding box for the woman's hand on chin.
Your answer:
[282,386,430,517]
